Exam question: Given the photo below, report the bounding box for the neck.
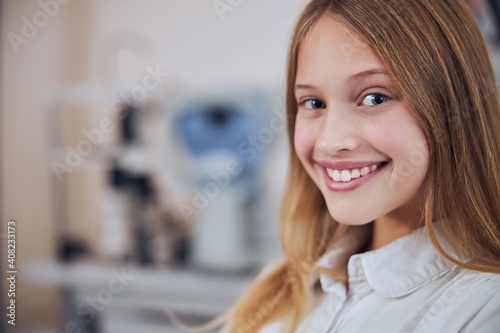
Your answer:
[366,203,423,251]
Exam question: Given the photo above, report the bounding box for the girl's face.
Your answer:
[294,15,429,227]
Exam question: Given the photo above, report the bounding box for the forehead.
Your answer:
[296,14,385,82]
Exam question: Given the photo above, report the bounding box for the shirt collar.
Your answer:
[317,225,371,297]
[318,225,454,298]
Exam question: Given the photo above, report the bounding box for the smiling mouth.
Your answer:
[326,162,388,182]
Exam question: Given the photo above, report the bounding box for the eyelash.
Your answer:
[299,93,390,110]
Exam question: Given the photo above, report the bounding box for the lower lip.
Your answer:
[321,163,388,192]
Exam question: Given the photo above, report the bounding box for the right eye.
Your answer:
[303,99,326,110]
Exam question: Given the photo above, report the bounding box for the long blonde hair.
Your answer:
[226,0,500,331]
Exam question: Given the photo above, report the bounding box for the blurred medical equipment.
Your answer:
[43,83,284,333]
[174,89,270,271]
[47,83,190,267]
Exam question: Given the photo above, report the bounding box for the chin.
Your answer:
[326,207,374,226]
[321,191,374,226]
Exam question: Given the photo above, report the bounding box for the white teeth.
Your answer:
[326,163,383,182]
[341,170,351,182]
[351,169,361,178]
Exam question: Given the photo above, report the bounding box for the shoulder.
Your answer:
[458,269,500,291]
[458,273,500,332]
[447,268,500,301]
[428,269,500,332]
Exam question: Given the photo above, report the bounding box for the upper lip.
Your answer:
[315,159,389,170]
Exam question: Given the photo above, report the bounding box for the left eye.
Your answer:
[304,99,326,110]
[362,94,389,106]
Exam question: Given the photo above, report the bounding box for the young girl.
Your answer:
[223,0,500,331]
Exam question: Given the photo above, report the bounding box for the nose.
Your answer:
[315,109,362,155]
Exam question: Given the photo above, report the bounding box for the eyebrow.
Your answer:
[349,69,389,81]
[294,84,316,91]
[294,69,390,91]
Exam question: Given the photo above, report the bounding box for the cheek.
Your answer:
[368,112,429,189]
[293,119,314,164]
[368,112,427,159]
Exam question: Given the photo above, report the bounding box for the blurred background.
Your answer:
[1,1,500,332]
